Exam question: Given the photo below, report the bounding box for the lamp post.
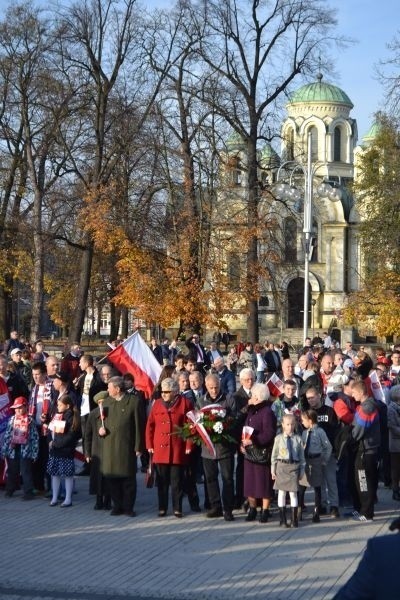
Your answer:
[274,131,342,343]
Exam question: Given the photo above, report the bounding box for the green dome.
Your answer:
[226,131,246,151]
[259,143,280,167]
[362,121,382,144]
[288,75,353,108]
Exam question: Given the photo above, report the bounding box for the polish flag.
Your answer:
[107,332,162,399]
[267,373,284,397]
[369,370,385,403]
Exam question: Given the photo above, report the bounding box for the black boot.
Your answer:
[279,507,289,528]
[291,507,298,528]
[259,509,270,523]
[93,495,103,510]
[245,507,258,522]
[312,506,320,523]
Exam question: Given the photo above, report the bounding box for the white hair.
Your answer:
[250,383,270,402]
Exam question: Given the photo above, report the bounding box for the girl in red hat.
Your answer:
[1,396,39,499]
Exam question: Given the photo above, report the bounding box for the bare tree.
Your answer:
[0,3,75,340]
[192,0,339,342]
[55,0,173,343]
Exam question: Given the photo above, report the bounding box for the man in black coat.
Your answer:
[264,343,282,374]
[185,334,210,374]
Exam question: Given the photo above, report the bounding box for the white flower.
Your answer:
[213,422,223,434]
[211,408,226,418]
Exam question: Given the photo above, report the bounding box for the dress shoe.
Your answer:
[223,511,235,522]
[174,511,183,518]
[124,511,136,517]
[206,507,223,518]
[49,501,58,506]
[60,502,72,508]
[158,510,167,517]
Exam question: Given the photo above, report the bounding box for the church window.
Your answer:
[309,126,318,160]
[287,128,294,160]
[284,217,297,262]
[230,156,242,185]
[334,127,342,161]
[310,219,318,262]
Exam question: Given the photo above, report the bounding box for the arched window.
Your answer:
[309,126,318,161]
[286,128,294,161]
[334,127,341,161]
[310,218,318,262]
[284,217,297,262]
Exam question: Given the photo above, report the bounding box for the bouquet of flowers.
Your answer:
[175,403,237,457]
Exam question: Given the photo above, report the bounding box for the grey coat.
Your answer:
[387,401,400,453]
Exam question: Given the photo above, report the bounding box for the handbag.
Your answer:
[145,454,155,488]
[244,444,272,465]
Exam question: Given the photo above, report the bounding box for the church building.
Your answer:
[215,75,365,344]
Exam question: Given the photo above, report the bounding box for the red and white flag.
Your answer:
[107,332,162,399]
[267,373,284,397]
[369,370,385,403]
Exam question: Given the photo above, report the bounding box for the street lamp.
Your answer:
[274,131,342,343]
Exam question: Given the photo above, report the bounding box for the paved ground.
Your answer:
[0,474,398,600]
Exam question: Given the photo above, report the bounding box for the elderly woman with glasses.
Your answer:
[146,377,193,518]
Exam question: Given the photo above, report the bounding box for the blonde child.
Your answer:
[298,409,332,523]
[47,396,81,507]
[271,413,305,528]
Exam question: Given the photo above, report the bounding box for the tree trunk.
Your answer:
[68,242,94,343]
[120,307,129,338]
[246,136,260,343]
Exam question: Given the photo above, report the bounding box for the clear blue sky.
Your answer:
[0,0,397,142]
[334,0,399,140]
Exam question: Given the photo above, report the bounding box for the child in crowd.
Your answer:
[298,409,332,523]
[47,395,81,507]
[271,414,305,528]
[272,380,302,433]
[2,396,39,499]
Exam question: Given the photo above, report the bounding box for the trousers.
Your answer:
[203,454,234,512]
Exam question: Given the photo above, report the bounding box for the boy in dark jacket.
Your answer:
[351,379,380,522]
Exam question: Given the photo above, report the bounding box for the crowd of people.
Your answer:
[1,329,400,530]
